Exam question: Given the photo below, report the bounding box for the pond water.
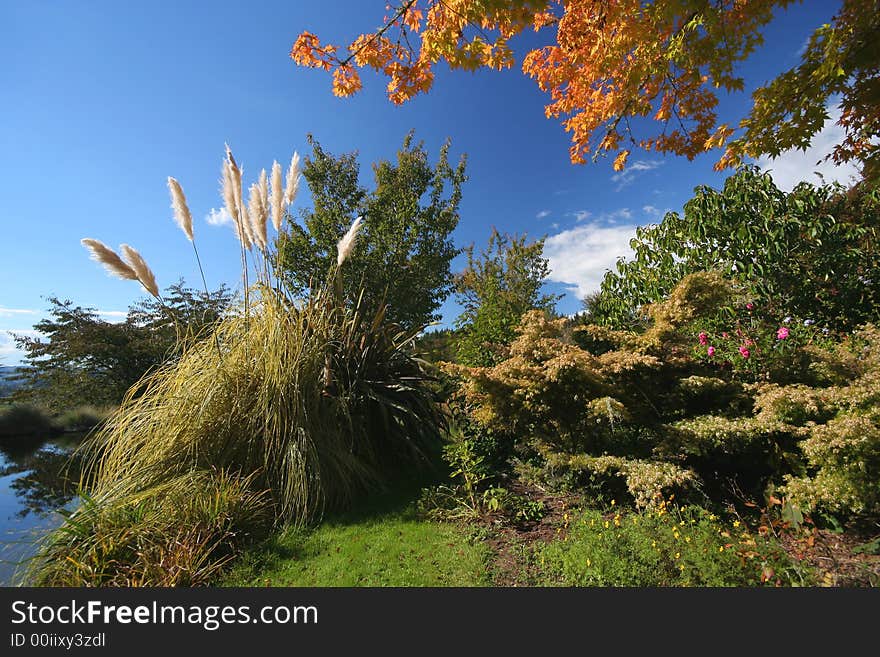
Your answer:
[0,435,83,585]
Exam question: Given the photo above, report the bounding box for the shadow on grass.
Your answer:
[221,467,493,587]
[250,476,430,564]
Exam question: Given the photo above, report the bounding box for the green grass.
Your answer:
[222,486,492,587]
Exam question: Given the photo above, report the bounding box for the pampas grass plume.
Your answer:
[284,152,301,207]
[120,244,160,299]
[336,216,363,267]
[167,177,194,241]
[270,161,283,232]
[81,239,139,281]
[247,182,268,251]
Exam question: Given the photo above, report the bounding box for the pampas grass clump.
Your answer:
[30,145,443,586]
[79,283,441,524]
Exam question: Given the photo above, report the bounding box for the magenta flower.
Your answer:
[776,327,790,340]
[746,302,755,311]
[707,346,716,357]
[698,332,709,346]
[739,346,750,359]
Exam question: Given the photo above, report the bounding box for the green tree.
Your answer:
[455,229,559,366]
[276,132,467,331]
[588,166,880,330]
[13,282,232,410]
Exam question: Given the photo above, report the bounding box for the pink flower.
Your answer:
[776,327,790,340]
[707,346,716,357]
[739,346,750,359]
[721,332,729,339]
[746,302,755,311]
[698,332,709,346]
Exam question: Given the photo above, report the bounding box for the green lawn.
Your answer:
[222,485,492,587]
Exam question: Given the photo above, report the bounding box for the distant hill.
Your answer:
[0,366,26,397]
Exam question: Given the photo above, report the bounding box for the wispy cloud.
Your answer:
[600,208,632,223]
[205,207,234,227]
[544,223,637,299]
[0,329,41,365]
[97,310,127,322]
[755,101,860,192]
[566,210,592,222]
[536,210,551,219]
[564,208,633,226]
[795,36,810,57]
[0,307,38,318]
[642,205,671,220]
[611,159,664,191]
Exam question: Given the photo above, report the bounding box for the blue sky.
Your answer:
[0,0,857,364]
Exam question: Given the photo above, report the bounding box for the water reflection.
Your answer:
[0,435,85,585]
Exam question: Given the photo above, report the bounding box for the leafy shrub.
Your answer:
[53,405,114,433]
[538,453,698,509]
[481,486,546,523]
[538,503,814,587]
[590,167,880,332]
[447,274,880,518]
[752,384,835,426]
[0,403,54,438]
[783,415,880,515]
[418,419,516,520]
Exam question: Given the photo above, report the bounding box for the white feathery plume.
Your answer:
[259,168,269,223]
[283,152,301,207]
[224,146,250,246]
[224,142,238,170]
[237,165,254,249]
[270,160,283,232]
[81,239,138,281]
[225,144,242,216]
[167,177,194,241]
[222,159,250,249]
[336,216,363,267]
[221,159,238,225]
[120,244,160,299]
[247,181,268,251]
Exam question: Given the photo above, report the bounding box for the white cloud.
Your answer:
[544,222,637,299]
[566,210,592,222]
[0,329,41,365]
[96,310,127,322]
[795,36,810,57]
[611,159,664,191]
[536,210,551,219]
[601,208,632,223]
[642,205,672,220]
[756,102,861,192]
[0,307,38,318]
[206,207,234,226]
